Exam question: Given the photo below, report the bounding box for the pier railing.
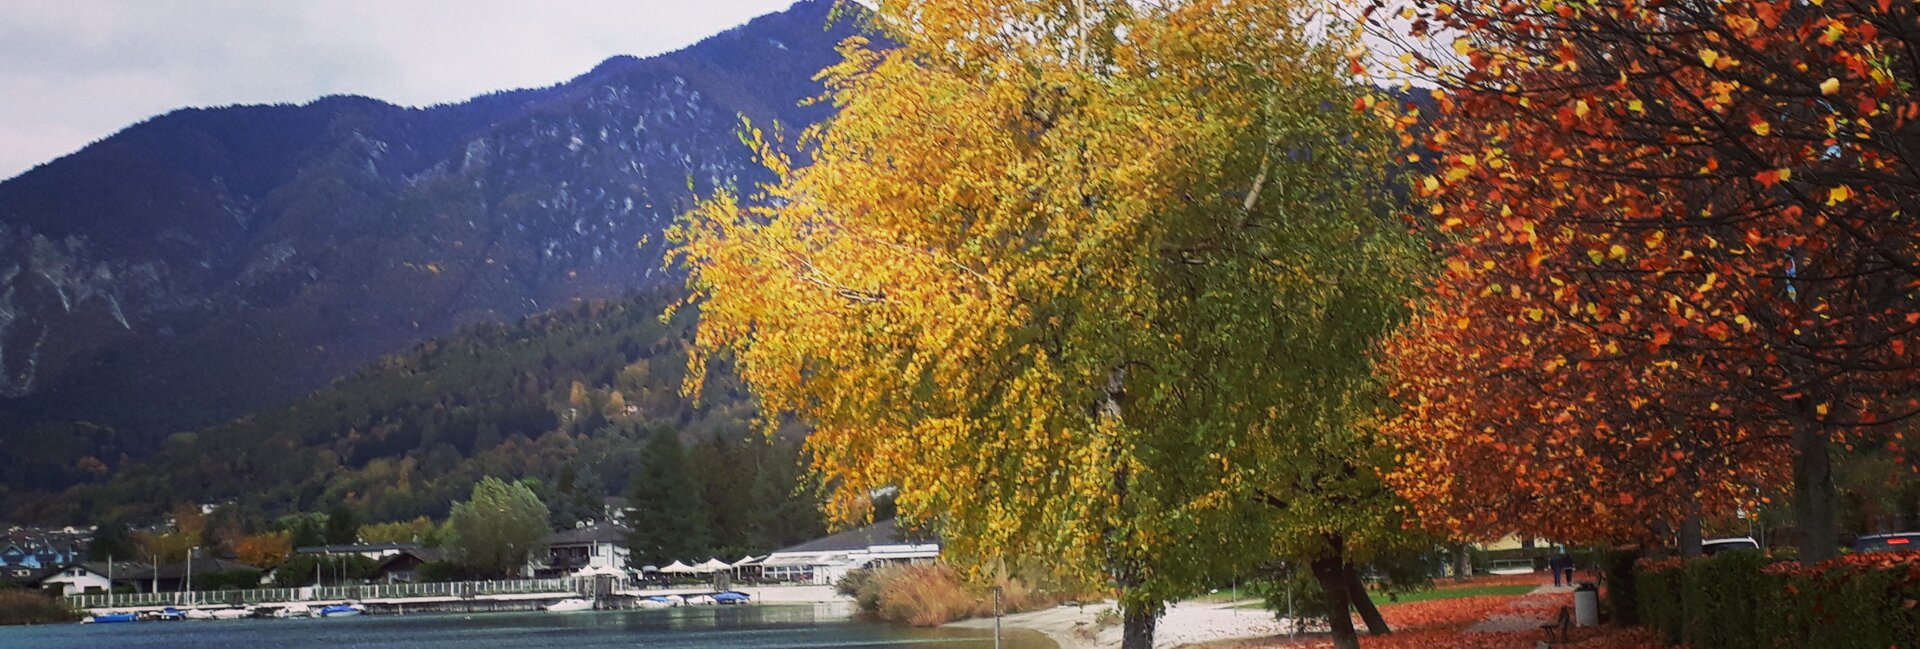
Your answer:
[63,576,614,610]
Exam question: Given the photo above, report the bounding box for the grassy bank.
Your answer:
[0,591,79,625]
[838,563,1084,627]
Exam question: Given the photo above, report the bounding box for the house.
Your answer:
[33,561,150,596]
[373,547,444,583]
[293,542,426,561]
[538,522,631,577]
[602,496,630,526]
[0,538,83,574]
[122,557,260,593]
[754,519,940,585]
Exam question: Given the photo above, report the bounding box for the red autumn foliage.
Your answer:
[1369,0,1920,558]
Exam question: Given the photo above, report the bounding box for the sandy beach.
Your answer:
[949,599,1291,649]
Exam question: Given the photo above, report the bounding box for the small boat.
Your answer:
[184,608,216,621]
[712,592,750,605]
[153,607,188,621]
[318,603,365,618]
[684,594,716,606]
[636,596,674,609]
[82,613,138,624]
[544,597,594,612]
[212,608,251,620]
[272,603,311,618]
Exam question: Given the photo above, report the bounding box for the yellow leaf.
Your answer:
[1628,99,1645,113]
[1751,120,1770,136]
[1453,38,1474,56]
[1608,244,1627,261]
[1699,49,1720,68]
[1817,403,1831,416]
[1828,185,1854,205]
[1423,176,1440,192]
[1574,100,1591,118]
[1821,77,1840,96]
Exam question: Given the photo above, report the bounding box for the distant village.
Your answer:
[3,495,938,603]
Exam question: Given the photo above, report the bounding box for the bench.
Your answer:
[1538,605,1573,645]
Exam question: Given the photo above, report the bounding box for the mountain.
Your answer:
[0,0,857,494]
[12,290,811,530]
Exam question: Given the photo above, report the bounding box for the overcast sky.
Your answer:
[0,1,799,181]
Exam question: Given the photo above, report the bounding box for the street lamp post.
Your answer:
[993,585,1003,649]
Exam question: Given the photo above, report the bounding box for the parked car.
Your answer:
[1700,537,1760,557]
[1851,533,1920,553]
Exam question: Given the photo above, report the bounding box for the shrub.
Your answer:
[195,570,264,591]
[1635,550,1920,649]
[843,562,1081,627]
[0,591,78,625]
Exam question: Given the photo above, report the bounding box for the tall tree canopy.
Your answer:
[445,477,551,577]
[672,1,1422,646]
[624,431,711,565]
[1370,0,1920,561]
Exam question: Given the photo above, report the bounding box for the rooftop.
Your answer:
[546,523,631,546]
[770,519,937,555]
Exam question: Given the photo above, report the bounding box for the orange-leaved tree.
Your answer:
[232,532,293,569]
[671,1,1424,647]
[1370,0,1920,562]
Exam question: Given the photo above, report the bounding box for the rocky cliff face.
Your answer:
[0,0,853,490]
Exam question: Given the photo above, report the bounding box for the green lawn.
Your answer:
[1368,583,1538,604]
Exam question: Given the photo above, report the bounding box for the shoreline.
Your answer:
[948,599,1290,649]
[24,584,854,627]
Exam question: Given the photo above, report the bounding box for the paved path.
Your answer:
[1465,585,1571,633]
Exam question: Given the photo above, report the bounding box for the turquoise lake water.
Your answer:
[0,605,1057,649]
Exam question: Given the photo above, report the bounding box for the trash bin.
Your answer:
[1573,582,1600,627]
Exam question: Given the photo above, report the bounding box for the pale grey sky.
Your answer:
[0,1,800,181]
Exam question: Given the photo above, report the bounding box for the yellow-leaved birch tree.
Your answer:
[671,1,1420,647]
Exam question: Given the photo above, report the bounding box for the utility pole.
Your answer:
[185,547,196,607]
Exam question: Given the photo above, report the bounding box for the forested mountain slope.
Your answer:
[0,0,854,496]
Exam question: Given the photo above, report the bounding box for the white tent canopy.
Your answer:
[659,560,696,574]
[731,555,760,567]
[694,558,733,573]
[571,564,624,578]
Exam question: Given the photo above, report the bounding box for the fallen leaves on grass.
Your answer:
[1376,595,1516,629]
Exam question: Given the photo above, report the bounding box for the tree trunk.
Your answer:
[1455,543,1474,580]
[1792,420,1838,564]
[1679,504,1703,559]
[1345,564,1391,635]
[1121,603,1157,649]
[1311,536,1361,649]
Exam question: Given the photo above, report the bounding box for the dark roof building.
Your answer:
[122,558,261,593]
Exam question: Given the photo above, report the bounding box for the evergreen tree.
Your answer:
[278,513,327,549]
[691,436,754,556]
[88,521,137,561]
[624,431,710,565]
[324,504,359,545]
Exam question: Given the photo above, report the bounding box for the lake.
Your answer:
[0,604,1058,649]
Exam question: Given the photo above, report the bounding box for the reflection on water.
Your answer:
[0,604,1058,649]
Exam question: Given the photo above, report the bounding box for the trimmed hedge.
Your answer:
[1636,550,1920,649]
